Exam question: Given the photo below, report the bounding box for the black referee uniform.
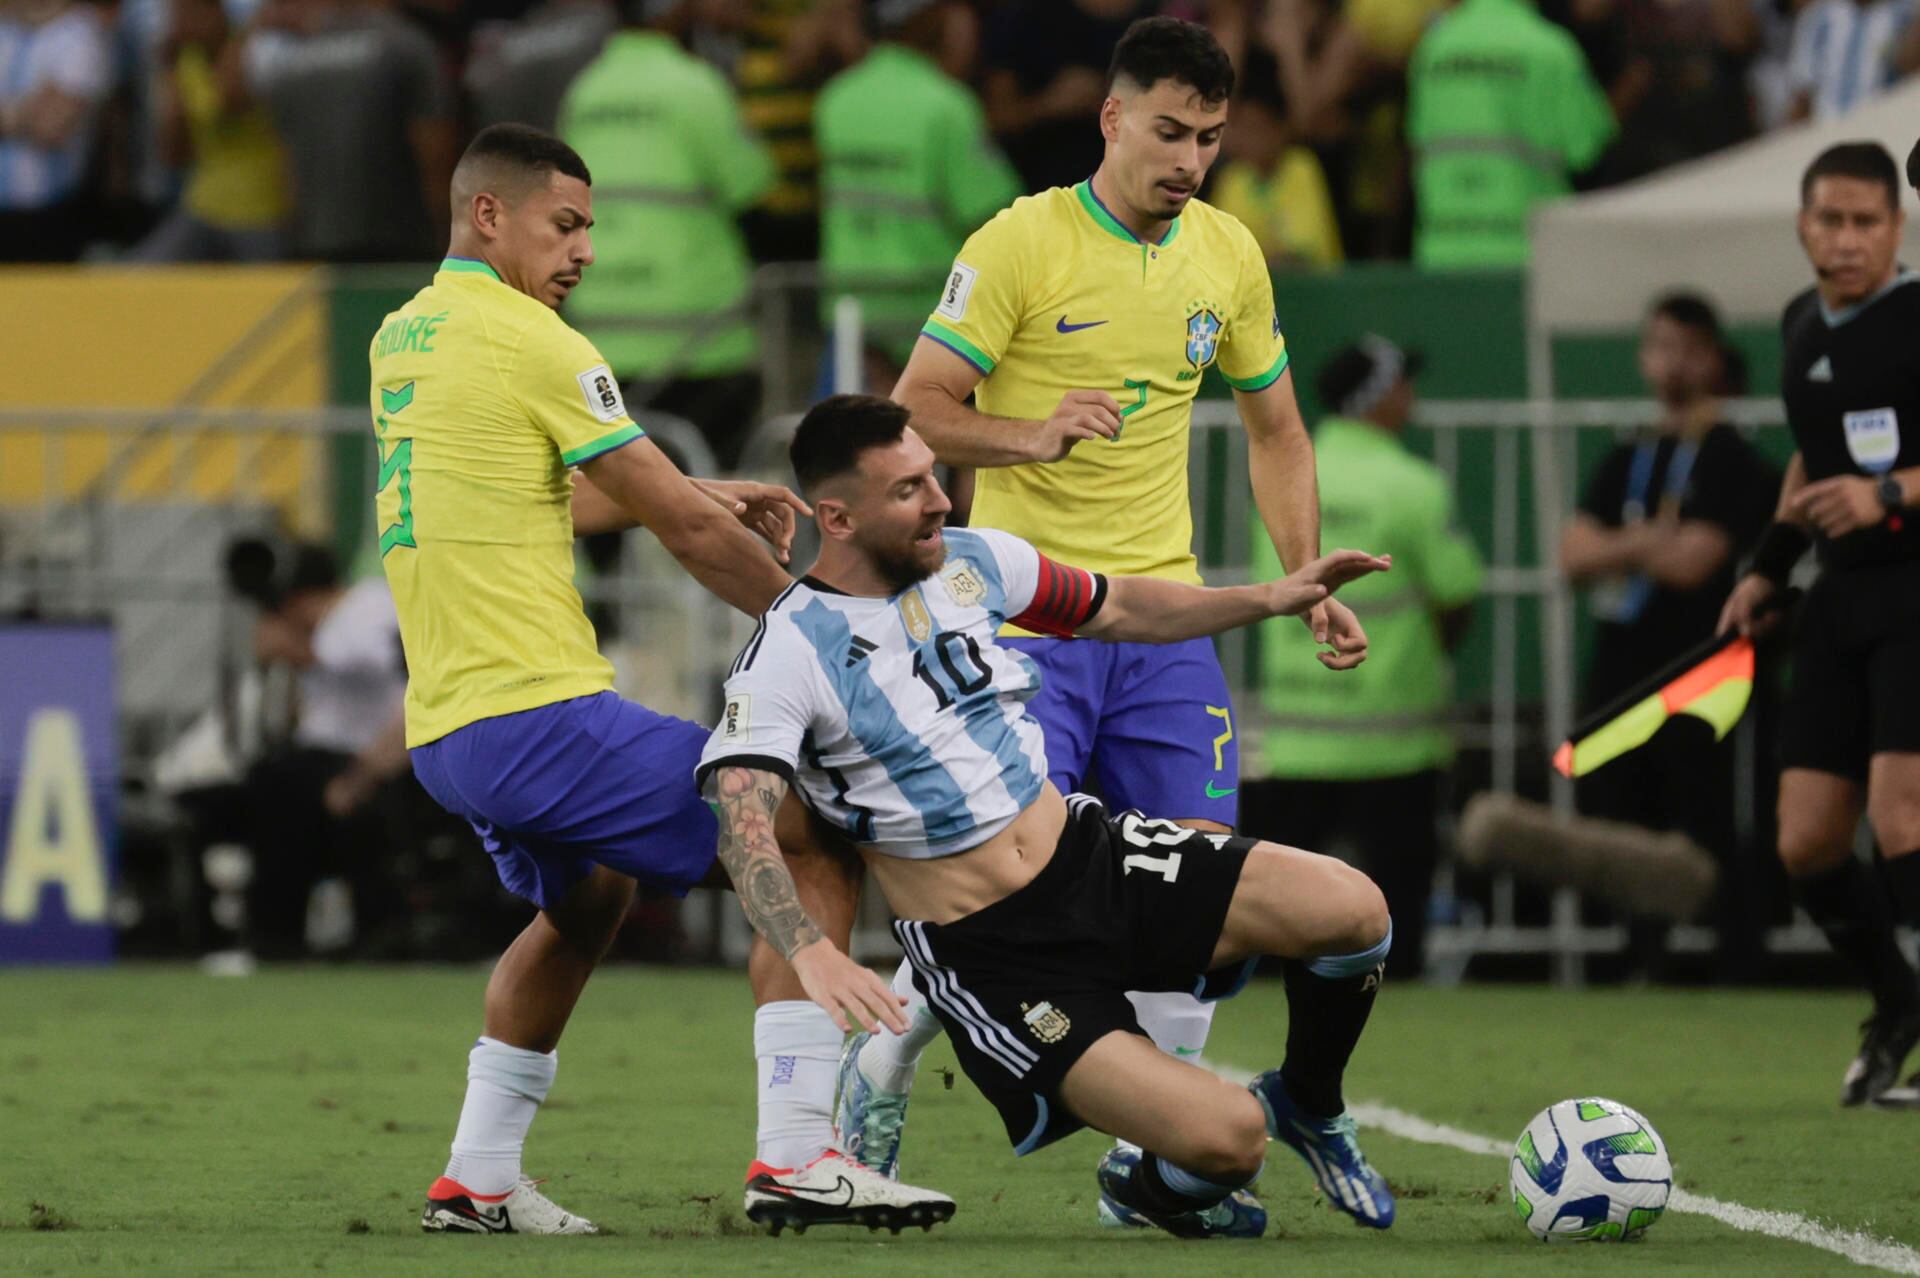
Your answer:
[1777,274,1920,779]
[1770,270,1920,1105]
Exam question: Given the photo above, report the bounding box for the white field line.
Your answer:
[1210,1062,1920,1275]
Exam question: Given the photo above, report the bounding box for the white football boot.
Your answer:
[743,1149,955,1235]
[420,1174,599,1235]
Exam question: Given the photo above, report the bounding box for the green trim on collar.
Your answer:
[1073,180,1181,247]
[440,257,502,281]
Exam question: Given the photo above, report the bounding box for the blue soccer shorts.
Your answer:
[410,691,717,912]
[1001,635,1240,827]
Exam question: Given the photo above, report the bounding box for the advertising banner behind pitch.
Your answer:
[0,624,117,964]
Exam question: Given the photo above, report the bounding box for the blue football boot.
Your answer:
[1251,1070,1395,1228]
[1094,1143,1267,1239]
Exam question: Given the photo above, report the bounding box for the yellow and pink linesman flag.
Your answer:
[1552,634,1757,780]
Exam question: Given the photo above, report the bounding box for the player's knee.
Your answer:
[1777,823,1850,877]
[1868,795,1920,854]
[1183,1101,1269,1180]
[1314,863,1390,959]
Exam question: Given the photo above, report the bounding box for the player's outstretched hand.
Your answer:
[695,479,813,564]
[1033,389,1123,462]
[1266,549,1391,615]
[790,938,911,1035]
[1266,550,1388,670]
[1716,572,1781,638]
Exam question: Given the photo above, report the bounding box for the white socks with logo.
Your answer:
[444,1036,557,1197]
[754,1001,844,1171]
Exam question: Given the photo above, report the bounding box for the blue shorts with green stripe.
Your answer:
[410,692,717,911]
[1002,636,1240,827]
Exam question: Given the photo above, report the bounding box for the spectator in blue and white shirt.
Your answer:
[0,0,112,261]
[1786,0,1914,121]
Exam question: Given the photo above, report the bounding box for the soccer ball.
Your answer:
[1509,1096,1672,1242]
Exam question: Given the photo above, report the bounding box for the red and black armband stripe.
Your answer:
[1009,554,1108,637]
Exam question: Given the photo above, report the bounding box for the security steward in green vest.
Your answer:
[1241,337,1484,978]
[560,0,775,467]
[814,0,1021,389]
[1406,0,1615,269]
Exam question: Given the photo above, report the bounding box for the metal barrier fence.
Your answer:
[0,397,1822,977]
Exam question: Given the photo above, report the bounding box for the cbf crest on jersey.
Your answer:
[1185,303,1222,369]
[940,559,987,608]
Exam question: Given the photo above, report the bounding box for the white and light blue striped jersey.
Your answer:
[698,527,1101,859]
[0,6,111,211]
[1787,0,1914,121]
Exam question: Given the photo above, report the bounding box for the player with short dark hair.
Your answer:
[707,395,1396,1240]
[1106,12,1236,105]
[375,124,952,1235]
[1720,140,1920,1106]
[863,16,1374,1228]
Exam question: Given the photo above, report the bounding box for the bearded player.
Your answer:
[840,17,1380,1230]
[715,396,1396,1240]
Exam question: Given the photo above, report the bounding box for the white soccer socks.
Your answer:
[754,1001,844,1170]
[444,1036,558,1197]
[858,960,944,1093]
[1127,989,1219,1061]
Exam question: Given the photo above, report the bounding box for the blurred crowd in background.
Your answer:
[4,0,1838,971]
[7,0,1920,273]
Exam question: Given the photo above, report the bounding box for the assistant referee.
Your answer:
[1719,141,1920,1108]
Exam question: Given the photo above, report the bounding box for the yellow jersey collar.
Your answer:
[440,256,502,282]
[1074,179,1180,249]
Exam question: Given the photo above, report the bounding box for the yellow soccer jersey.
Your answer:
[920,181,1288,585]
[369,256,645,747]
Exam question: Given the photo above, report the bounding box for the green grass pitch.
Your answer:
[4,966,1917,1276]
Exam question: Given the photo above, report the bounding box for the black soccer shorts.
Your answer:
[1780,562,1920,781]
[893,794,1255,1155]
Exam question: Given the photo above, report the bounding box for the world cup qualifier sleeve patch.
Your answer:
[576,364,627,424]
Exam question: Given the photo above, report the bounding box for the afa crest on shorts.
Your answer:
[1021,1000,1071,1044]
[1185,304,1222,370]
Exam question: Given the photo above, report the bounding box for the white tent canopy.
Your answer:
[1530,81,1920,337]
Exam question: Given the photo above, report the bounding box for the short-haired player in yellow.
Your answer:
[378,124,953,1237]
[838,17,1393,1233]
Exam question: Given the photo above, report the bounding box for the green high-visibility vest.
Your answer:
[559,31,774,379]
[815,46,1021,363]
[1253,418,1485,779]
[1406,0,1614,269]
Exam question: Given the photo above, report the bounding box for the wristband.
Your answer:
[1750,521,1810,586]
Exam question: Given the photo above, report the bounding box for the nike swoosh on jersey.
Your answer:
[1056,316,1109,334]
[1205,782,1237,799]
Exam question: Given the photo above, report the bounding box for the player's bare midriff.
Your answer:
[860,782,1069,925]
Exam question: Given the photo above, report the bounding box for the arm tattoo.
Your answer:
[705,766,822,961]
